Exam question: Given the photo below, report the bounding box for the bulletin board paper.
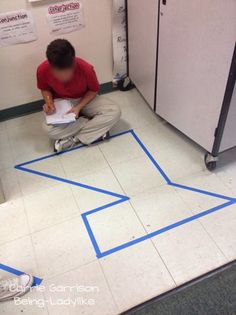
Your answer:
[0,10,37,47]
[46,0,85,35]
[112,0,127,82]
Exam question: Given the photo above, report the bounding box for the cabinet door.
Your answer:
[128,0,159,109]
[156,0,236,151]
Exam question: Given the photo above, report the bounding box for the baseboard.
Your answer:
[0,81,116,122]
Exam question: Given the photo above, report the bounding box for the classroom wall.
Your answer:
[0,0,113,110]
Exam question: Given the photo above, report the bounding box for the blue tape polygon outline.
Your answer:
[14,129,236,259]
[0,263,42,286]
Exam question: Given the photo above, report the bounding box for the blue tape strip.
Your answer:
[81,215,102,257]
[130,130,172,184]
[96,200,236,258]
[170,182,236,202]
[15,129,236,259]
[84,197,129,216]
[15,129,133,168]
[0,264,42,286]
[15,166,128,199]
[81,197,130,256]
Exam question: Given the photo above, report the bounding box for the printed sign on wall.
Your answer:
[46,0,85,35]
[112,0,127,82]
[0,10,37,47]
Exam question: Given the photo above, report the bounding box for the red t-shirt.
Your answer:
[36,57,100,99]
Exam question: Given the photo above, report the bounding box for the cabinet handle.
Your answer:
[162,0,166,5]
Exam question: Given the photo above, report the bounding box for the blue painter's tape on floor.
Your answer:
[0,263,42,287]
[15,130,236,258]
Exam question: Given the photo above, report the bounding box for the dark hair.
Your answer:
[46,39,75,69]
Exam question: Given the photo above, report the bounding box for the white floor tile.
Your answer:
[0,121,6,132]
[71,167,124,213]
[197,203,236,261]
[134,122,205,181]
[5,112,44,130]
[152,221,227,285]
[130,185,192,232]
[0,236,39,278]
[134,121,181,153]
[17,157,65,196]
[216,163,236,197]
[174,172,234,214]
[44,261,118,315]
[0,128,14,170]
[0,199,29,246]
[88,202,146,253]
[60,145,108,179]
[0,168,22,201]
[0,289,48,315]
[111,156,166,196]
[109,90,159,131]
[32,217,96,279]
[99,132,145,166]
[24,185,80,233]
[8,121,53,165]
[100,240,175,313]
[151,148,204,182]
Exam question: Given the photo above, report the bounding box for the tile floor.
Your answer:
[0,89,236,314]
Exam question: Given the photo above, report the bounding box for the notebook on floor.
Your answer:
[45,99,76,125]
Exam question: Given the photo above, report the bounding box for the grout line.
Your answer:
[43,258,98,282]
[98,137,177,285]
[98,145,129,199]
[174,187,230,261]
[56,152,82,216]
[98,260,120,313]
[127,196,177,287]
[14,169,44,286]
[215,170,236,198]
[131,208,177,286]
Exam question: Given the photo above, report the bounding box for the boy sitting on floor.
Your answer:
[37,39,121,153]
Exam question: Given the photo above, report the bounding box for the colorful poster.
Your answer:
[112,0,127,82]
[46,0,85,35]
[0,10,37,47]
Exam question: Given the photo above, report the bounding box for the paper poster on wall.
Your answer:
[112,0,127,82]
[46,0,85,35]
[0,10,37,47]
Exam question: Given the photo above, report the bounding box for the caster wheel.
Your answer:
[205,161,217,171]
[204,153,217,171]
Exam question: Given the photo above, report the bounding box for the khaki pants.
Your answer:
[44,95,121,145]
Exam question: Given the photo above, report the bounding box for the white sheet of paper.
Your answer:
[0,10,37,47]
[46,0,85,35]
[45,99,76,125]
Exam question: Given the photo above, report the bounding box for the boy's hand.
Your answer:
[67,106,80,118]
[43,103,55,115]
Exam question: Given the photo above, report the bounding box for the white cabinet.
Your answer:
[127,0,236,169]
[127,0,159,109]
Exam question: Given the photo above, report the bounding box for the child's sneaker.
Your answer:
[54,136,79,153]
[0,274,34,302]
[102,131,110,141]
